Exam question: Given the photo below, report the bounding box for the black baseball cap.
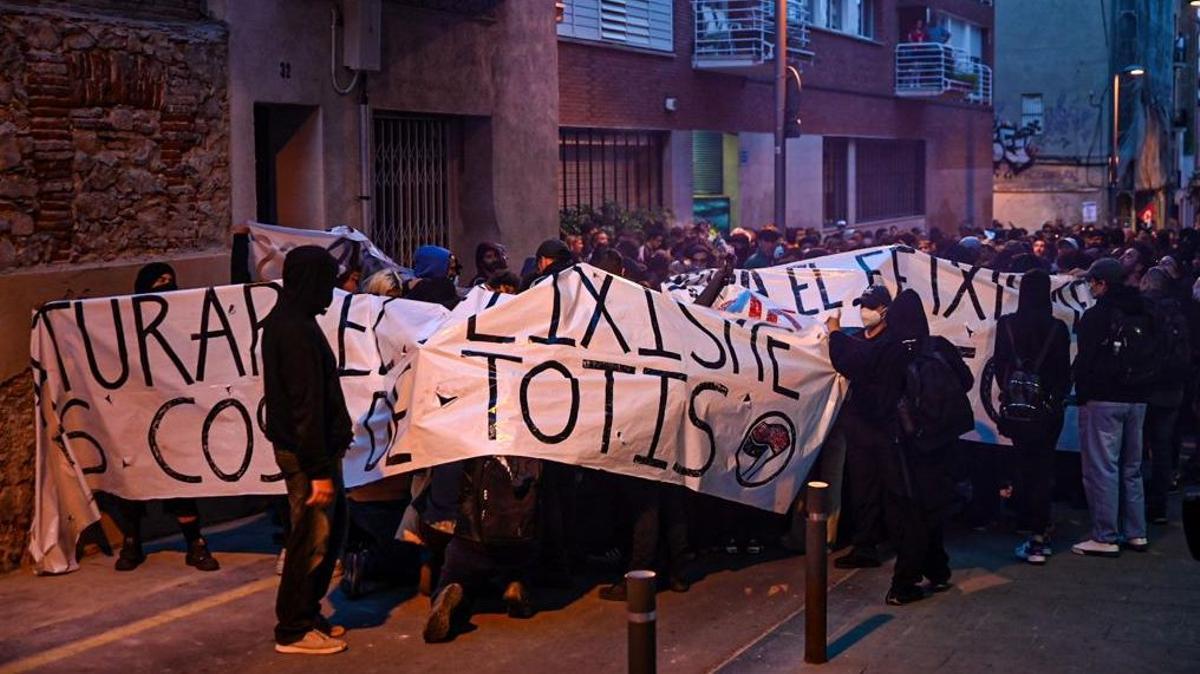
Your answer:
[858,285,893,310]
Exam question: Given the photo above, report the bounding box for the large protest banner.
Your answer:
[665,246,1093,447]
[244,221,409,282]
[30,266,845,574]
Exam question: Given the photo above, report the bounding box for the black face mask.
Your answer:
[134,263,178,294]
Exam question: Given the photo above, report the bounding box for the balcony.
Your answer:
[692,1,811,75]
[894,42,991,106]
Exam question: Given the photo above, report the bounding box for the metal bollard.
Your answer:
[805,481,830,664]
[626,569,657,674]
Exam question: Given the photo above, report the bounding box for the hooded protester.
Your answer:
[832,290,970,605]
[404,245,461,309]
[106,263,220,574]
[470,242,508,286]
[1139,267,1191,525]
[262,246,353,655]
[521,238,575,291]
[828,285,895,570]
[992,270,1071,565]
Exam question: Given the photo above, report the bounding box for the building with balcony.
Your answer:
[992,0,1193,229]
[558,0,994,235]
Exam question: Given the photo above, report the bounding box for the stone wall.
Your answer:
[0,374,34,571]
[0,4,230,572]
[0,5,229,268]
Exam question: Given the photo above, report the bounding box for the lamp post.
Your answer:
[1109,64,1145,227]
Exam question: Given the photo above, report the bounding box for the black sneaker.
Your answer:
[115,540,145,572]
[926,579,953,593]
[424,583,464,643]
[598,580,627,602]
[885,585,926,606]
[503,581,535,619]
[340,549,369,599]
[834,548,882,569]
[185,540,220,572]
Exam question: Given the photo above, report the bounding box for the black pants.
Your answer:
[436,537,537,598]
[884,488,949,589]
[539,461,579,570]
[621,478,687,575]
[842,423,888,550]
[1013,422,1061,537]
[274,451,347,645]
[107,495,200,539]
[1144,403,1181,519]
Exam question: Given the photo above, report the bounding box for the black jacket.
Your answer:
[829,328,896,431]
[1073,284,1151,404]
[262,247,353,479]
[992,271,1071,438]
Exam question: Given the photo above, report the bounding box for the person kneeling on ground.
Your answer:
[423,455,543,643]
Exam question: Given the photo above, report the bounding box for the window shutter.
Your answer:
[558,0,602,42]
[692,131,724,196]
[560,0,672,52]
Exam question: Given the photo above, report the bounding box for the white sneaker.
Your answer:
[275,549,286,575]
[1071,539,1119,557]
[275,629,347,655]
[1124,537,1149,552]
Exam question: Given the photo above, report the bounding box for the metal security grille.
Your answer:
[822,137,848,224]
[855,138,925,222]
[559,128,665,211]
[373,114,452,266]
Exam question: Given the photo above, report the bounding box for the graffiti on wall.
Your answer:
[993,118,1040,177]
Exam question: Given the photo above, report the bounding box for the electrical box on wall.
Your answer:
[343,0,381,72]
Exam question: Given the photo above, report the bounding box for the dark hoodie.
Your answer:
[134,262,178,294]
[470,241,507,286]
[405,245,460,309]
[261,246,352,480]
[877,290,973,426]
[1073,283,1151,404]
[992,270,1071,438]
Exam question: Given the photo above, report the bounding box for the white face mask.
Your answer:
[861,307,884,329]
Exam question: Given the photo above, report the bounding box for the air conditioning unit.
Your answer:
[343,0,381,72]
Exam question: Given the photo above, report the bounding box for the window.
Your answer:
[822,137,848,224]
[559,128,666,211]
[855,139,925,222]
[804,0,875,39]
[558,0,673,52]
[936,13,984,61]
[1021,94,1044,134]
[373,114,455,266]
[692,131,724,196]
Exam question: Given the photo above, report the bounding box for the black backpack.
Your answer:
[1151,298,1191,386]
[1000,321,1059,425]
[895,338,975,452]
[1101,306,1158,389]
[471,456,542,545]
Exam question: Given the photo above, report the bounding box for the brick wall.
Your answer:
[0,6,229,268]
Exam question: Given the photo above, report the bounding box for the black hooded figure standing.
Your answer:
[262,246,354,656]
[104,263,220,573]
[832,289,972,605]
[992,270,1071,566]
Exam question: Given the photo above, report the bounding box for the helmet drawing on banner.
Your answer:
[734,412,797,487]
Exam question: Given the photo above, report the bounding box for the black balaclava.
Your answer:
[282,245,338,316]
[134,262,178,294]
[475,241,508,276]
[1015,269,1052,332]
[887,289,930,342]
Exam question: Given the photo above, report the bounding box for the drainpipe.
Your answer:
[358,79,372,237]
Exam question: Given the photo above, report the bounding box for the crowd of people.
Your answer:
[99,215,1200,656]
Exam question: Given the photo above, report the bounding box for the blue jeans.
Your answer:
[1079,401,1147,543]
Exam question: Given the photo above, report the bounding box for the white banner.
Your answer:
[666,246,1092,448]
[245,221,409,282]
[30,266,845,573]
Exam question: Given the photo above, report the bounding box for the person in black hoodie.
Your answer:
[103,263,220,573]
[469,241,508,287]
[1072,257,1151,557]
[262,246,353,655]
[828,285,895,569]
[830,290,971,605]
[992,270,1071,565]
[1139,267,1190,525]
[520,238,575,291]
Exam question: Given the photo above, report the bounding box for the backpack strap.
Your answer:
[1030,322,1058,371]
[1004,320,1026,371]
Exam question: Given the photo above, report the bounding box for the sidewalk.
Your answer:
[719,499,1200,673]
[1,496,1197,673]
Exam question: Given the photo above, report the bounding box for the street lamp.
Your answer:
[1109,64,1145,226]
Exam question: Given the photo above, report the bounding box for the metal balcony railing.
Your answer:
[692,1,811,71]
[894,42,991,106]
